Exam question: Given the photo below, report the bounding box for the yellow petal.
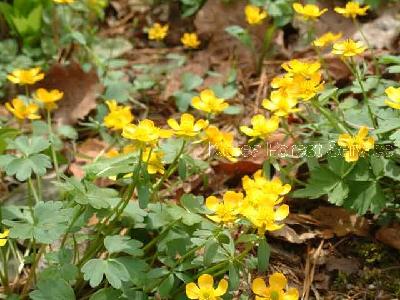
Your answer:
[167,118,180,130]
[284,287,300,300]
[205,196,219,211]
[269,272,287,290]
[185,282,200,299]
[252,277,268,296]
[357,126,369,139]
[344,149,359,162]
[275,204,289,221]
[214,278,228,296]
[197,274,214,290]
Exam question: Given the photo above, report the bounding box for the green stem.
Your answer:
[0,248,9,293]
[21,245,45,297]
[151,140,186,200]
[28,178,40,205]
[311,100,348,133]
[47,110,60,181]
[347,58,377,128]
[256,24,276,75]
[353,19,380,77]
[60,206,85,247]
[142,220,179,253]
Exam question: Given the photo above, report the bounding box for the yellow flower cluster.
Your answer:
[264,59,324,116]
[104,86,242,171]
[147,23,201,49]
[206,170,291,235]
[252,272,299,300]
[5,68,64,120]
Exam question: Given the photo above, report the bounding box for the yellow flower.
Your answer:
[167,113,208,137]
[191,89,229,114]
[0,229,10,247]
[245,4,267,25]
[242,203,289,235]
[240,114,280,140]
[242,170,291,207]
[186,274,228,300]
[181,33,201,49]
[5,98,41,120]
[262,90,300,117]
[53,0,75,3]
[337,126,375,162]
[7,67,44,85]
[34,88,63,111]
[293,2,327,21]
[384,86,400,110]
[104,100,134,131]
[122,119,173,145]
[313,32,342,48]
[289,73,324,101]
[205,126,241,162]
[334,1,369,19]
[252,273,299,300]
[281,59,321,78]
[148,23,168,41]
[205,191,243,224]
[332,39,367,57]
[142,147,165,175]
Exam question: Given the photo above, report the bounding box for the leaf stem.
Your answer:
[47,110,61,181]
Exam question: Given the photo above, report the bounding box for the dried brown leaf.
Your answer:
[37,62,103,125]
[311,206,370,237]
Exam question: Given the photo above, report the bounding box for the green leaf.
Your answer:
[89,288,122,300]
[30,277,75,300]
[160,139,185,164]
[327,181,349,206]
[203,240,219,266]
[63,178,120,209]
[4,201,71,244]
[178,158,187,180]
[4,154,52,181]
[174,91,196,112]
[344,181,386,214]
[228,262,239,290]
[225,26,253,49]
[181,72,203,91]
[0,127,19,154]
[104,235,143,256]
[137,179,151,209]
[7,135,49,156]
[84,153,138,178]
[158,274,175,298]
[81,259,130,289]
[57,125,78,140]
[257,237,270,272]
[180,194,206,214]
[292,166,340,199]
[223,105,243,115]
